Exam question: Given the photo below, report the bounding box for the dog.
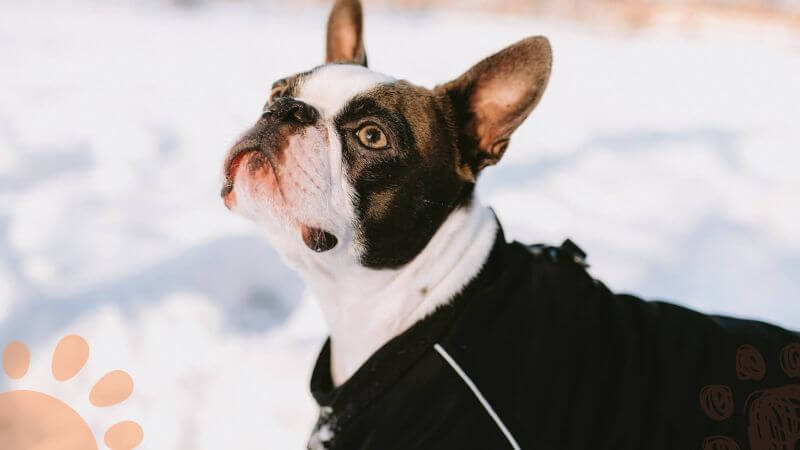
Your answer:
[221,1,800,448]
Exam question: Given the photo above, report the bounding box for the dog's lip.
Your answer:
[221,143,259,197]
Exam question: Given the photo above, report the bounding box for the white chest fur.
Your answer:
[305,203,498,385]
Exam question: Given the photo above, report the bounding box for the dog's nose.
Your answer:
[263,98,319,125]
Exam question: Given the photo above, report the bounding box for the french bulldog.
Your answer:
[221,1,800,449]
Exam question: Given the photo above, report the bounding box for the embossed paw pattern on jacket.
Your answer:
[700,343,800,450]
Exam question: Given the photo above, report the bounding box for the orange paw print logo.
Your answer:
[700,343,800,450]
[1,335,143,450]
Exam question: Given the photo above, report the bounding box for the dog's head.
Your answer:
[221,0,552,271]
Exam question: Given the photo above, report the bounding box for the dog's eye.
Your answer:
[356,125,389,149]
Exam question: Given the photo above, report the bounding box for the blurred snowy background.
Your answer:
[0,1,798,448]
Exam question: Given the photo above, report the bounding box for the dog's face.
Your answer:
[222,0,552,271]
[222,65,466,269]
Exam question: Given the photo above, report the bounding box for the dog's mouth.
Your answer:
[222,147,339,253]
[301,225,338,253]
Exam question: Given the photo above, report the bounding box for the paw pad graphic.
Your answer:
[700,343,800,450]
[1,335,143,450]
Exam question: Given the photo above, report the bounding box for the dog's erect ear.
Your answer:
[326,0,367,66]
[437,36,552,181]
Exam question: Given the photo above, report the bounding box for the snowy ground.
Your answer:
[0,2,798,448]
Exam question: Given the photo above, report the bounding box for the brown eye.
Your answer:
[356,125,388,149]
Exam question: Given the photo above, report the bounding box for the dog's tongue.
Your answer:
[301,225,338,253]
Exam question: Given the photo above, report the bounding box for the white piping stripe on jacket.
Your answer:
[433,343,522,450]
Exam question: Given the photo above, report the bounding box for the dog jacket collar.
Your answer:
[309,224,512,433]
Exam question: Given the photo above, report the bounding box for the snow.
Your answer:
[0,3,798,449]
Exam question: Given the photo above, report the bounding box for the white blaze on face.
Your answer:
[293,64,395,255]
[230,63,395,267]
[297,64,395,118]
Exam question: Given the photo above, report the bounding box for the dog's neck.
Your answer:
[298,202,498,385]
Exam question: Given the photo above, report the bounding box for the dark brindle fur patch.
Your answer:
[335,82,473,268]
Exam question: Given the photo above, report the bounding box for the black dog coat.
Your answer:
[307,226,800,450]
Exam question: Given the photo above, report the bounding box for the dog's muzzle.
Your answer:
[221,98,339,253]
[222,97,320,197]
